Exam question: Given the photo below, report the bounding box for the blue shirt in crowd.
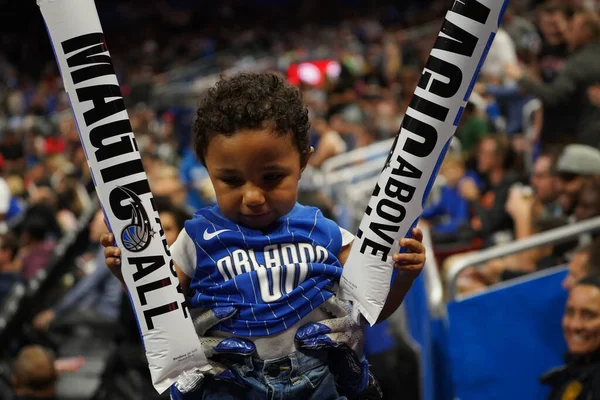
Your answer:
[421,184,470,235]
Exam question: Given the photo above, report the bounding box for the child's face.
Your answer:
[441,161,465,187]
[204,129,310,230]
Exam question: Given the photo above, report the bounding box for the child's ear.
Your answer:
[300,147,314,174]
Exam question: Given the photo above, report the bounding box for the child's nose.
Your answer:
[243,187,266,206]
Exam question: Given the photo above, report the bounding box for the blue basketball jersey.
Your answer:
[184,203,344,337]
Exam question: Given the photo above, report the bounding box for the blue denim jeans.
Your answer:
[170,349,346,400]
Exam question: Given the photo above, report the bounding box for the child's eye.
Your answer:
[221,177,244,187]
[264,173,284,183]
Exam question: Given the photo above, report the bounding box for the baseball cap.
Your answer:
[555,144,600,176]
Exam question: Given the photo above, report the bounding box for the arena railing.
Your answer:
[320,139,394,177]
[320,136,462,182]
[445,216,600,300]
[420,223,446,318]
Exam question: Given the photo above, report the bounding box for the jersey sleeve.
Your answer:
[339,227,355,247]
[169,228,197,278]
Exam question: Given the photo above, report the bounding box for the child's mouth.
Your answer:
[241,211,275,227]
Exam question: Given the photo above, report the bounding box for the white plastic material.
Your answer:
[38,0,210,393]
[338,0,509,325]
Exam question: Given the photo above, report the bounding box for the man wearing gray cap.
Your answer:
[555,144,600,215]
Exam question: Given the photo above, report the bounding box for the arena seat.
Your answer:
[405,264,568,400]
[447,267,567,400]
[404,218,600,400]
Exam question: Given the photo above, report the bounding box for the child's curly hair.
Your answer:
[192,72,311,165]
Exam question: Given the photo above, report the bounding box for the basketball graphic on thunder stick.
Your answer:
[338,0,510,325]
[38,0,209,393]
[118,186,154,253]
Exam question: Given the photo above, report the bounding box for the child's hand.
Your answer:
[296,297,374,397]
[392,228,426,281]
[100,232,124,284]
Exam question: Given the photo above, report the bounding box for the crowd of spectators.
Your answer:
[1,0,600,398]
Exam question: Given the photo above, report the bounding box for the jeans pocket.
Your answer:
[298,363,329,390]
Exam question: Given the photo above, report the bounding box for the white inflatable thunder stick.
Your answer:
[38,0,210,393]
[339,0,510,325]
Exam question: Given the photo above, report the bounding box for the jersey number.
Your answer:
[256,263,309,303]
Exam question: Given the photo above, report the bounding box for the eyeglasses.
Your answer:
[557,172,579,182]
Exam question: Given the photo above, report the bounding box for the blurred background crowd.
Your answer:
[1,0,600,399]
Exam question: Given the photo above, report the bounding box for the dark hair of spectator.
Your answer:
[575,273,600,291]
[538,1,570,16]
[192,72,311,165]
[21,204,62,239]
[0,233,19,260]
[22,217,49,242]
[489,135,513,171]
[573,239,600,277]
[587,238,600,276]
[538,146,563,166]
[464,101,477,115]
[153,196,191,231]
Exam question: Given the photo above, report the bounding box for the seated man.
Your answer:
[505,150,563,242]
[32,210,121,335]
[554,144,600,217]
